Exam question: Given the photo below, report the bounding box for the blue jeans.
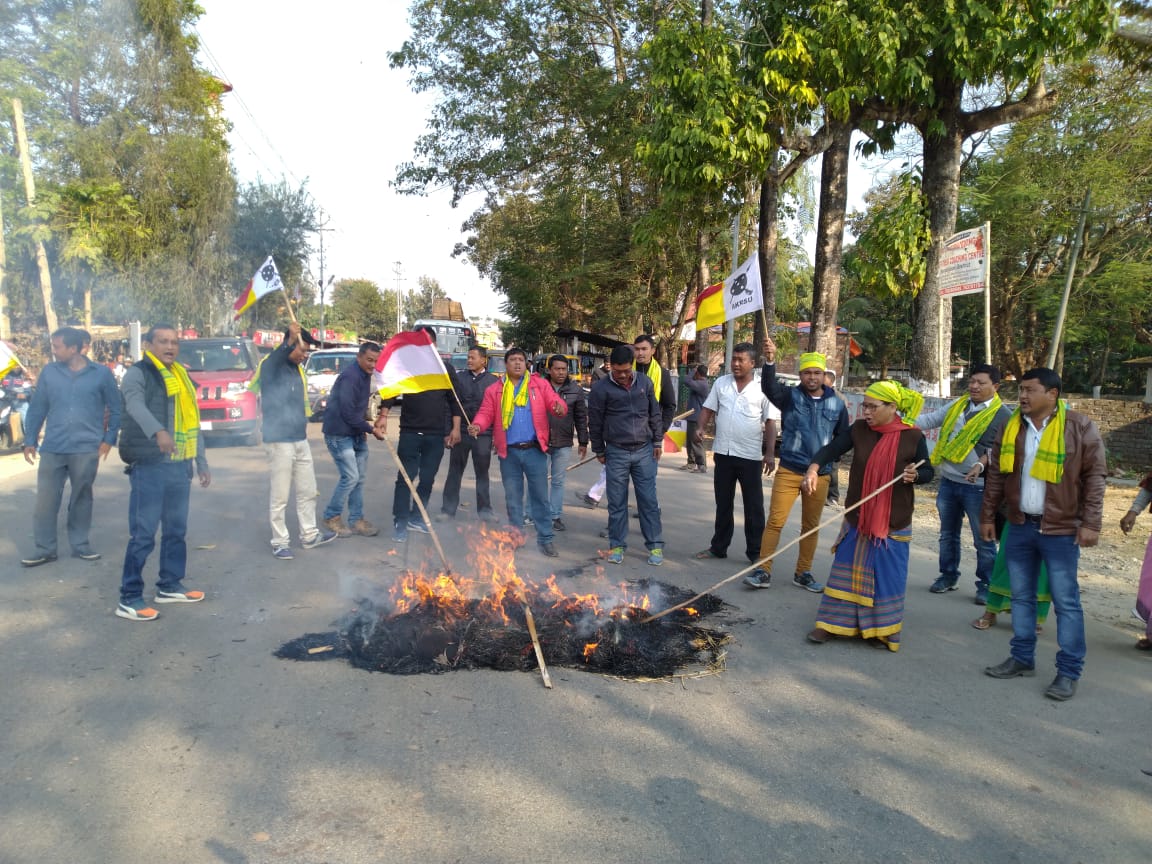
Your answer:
[120,459,193,603]
[547,446,573,519]
[605,445,663,552]
[936,477,996,589]
[392,431,446,525]
[1004,522,1086,679]
[33,451,101,556]
[500,446,553,545]
[323,434,368,524]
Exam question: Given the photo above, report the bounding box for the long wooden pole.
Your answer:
[566,408,695,472]
[382,435,452,573]
[641,460,927,623]
[522,604,553,689]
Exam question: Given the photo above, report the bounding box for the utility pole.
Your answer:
[316,209,334,346]
[393,260,405,335]
[1046,189,1091,371]
[12,98,57,333]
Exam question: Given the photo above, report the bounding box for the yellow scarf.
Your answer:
[636,360,662,402]
[999,401,1066,483]
[249,353,309,416]
[500,374,530,429]
[930,394,1003,466]
[146,350,199,461]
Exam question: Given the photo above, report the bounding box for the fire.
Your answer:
[685,607,698,617]
[582,642,598,660]
[385,524,654,627]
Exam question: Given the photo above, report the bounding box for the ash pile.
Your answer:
[276,577,731,680]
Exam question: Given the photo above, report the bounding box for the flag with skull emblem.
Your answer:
[694,253,763,329]
[233,255,285,318]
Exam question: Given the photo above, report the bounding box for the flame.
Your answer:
[582,642,598,660]
[685,607,698,617]
[381,524,656,630]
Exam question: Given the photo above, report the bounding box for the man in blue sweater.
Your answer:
[22,327,121,567]
[255,323,338,559]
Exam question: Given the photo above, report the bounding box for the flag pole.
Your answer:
[382,435,453,573]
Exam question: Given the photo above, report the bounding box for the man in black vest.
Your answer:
[439,344,498,522]
[116,325,211,622]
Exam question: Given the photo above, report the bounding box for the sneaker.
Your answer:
[154,584,205,603]
[478,509,498,523]
[272,547,294,560]
[696,466,707,474]
[392,524,408,543]
[577,493,599,509]
[324,515,353,538]
[301,530,338,549]
[351,519,379,537]
[115,599,159,621]
[825,498,841,509]
[678,463,695,471]
[552,518,566,531]
[647,548,664,566]
[607,546,624,564]
[435,512,454,523]
[523,515,534,526]
[929,576,959,593]
[539,542,559,557]
[793,571,824,593]
[406,519,430,535]
[74,550,101,561]
[21,554,57,568]
[743,568,772,589]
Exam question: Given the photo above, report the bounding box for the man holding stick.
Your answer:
[745,338,849,591]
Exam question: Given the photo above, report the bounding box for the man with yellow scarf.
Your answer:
[116,325,211,622]
[980,368,1106,702]
[914,364,1012,604]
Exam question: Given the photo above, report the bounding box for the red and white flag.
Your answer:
[375,331,454,399]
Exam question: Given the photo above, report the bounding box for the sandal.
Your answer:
[806,628,831,644]
[1136,638,1152,651]
[971,612,997,630]
[694,548,725,560]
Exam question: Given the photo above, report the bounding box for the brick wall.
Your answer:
[1067,398,1152,469]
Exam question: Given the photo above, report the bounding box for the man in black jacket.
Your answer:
[256,323,337,560]
[378,326,462,543]
[544,354,589,531]
[116,324,211,622]
[439,344,498,522]
[321,340,385,538]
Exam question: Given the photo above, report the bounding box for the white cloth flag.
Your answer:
[722,253,764,322]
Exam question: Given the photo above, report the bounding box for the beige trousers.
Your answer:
[266,440,319,548]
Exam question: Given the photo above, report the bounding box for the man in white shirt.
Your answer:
[693,342,780,563]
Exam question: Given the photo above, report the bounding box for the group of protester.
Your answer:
[16,322,1152,704]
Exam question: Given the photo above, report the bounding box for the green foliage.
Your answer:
[328,279,396,343]
[407,275,448,321]
[847,170,930,297]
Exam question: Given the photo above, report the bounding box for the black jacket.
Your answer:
[384,388,460,435]
[322,362,375,437]
[548,378,589,448]
[119,358,208,472]
[452,367,499,431]
[636,360,677,433]
[588,372,661,453]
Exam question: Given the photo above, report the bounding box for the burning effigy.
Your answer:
[276,526,732,680]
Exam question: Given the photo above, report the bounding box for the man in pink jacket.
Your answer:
[469,347,567,556]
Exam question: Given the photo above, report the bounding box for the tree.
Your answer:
[407,275,448,320]
[328,278,395,343]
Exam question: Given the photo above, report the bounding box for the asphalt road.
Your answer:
[1,425,1149,864]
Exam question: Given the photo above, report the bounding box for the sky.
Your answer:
[193,1,505,319]
[192,3,893,324]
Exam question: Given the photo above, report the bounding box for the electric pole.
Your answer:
[393,260,405,335]
[316,209,334,346]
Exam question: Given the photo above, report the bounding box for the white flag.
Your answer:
[722,253,764,322]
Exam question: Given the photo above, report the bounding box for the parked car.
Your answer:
[304,347,360,422]
[179,337,263,445]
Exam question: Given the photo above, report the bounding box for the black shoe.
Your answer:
[1044,674,1077,701]
[21,554,57,568]
[578,493,599,509]
[538,542,559,557]
[74,550,101,561]
[984,657,1036,678]
[552,518,566,531]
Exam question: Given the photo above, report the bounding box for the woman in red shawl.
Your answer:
[1120,471,1152,650]
[800,380,934,651]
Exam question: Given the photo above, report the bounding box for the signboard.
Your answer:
[938,224,989,298]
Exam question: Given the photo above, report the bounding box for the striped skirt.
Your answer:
[814,523,911,652]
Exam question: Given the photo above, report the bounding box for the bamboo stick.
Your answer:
[382,435,453,573]
[523,604,553,689]
[640,459,927,623]
[567,408,695,471]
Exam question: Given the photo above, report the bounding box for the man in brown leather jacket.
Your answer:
[980,368,1106,702]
